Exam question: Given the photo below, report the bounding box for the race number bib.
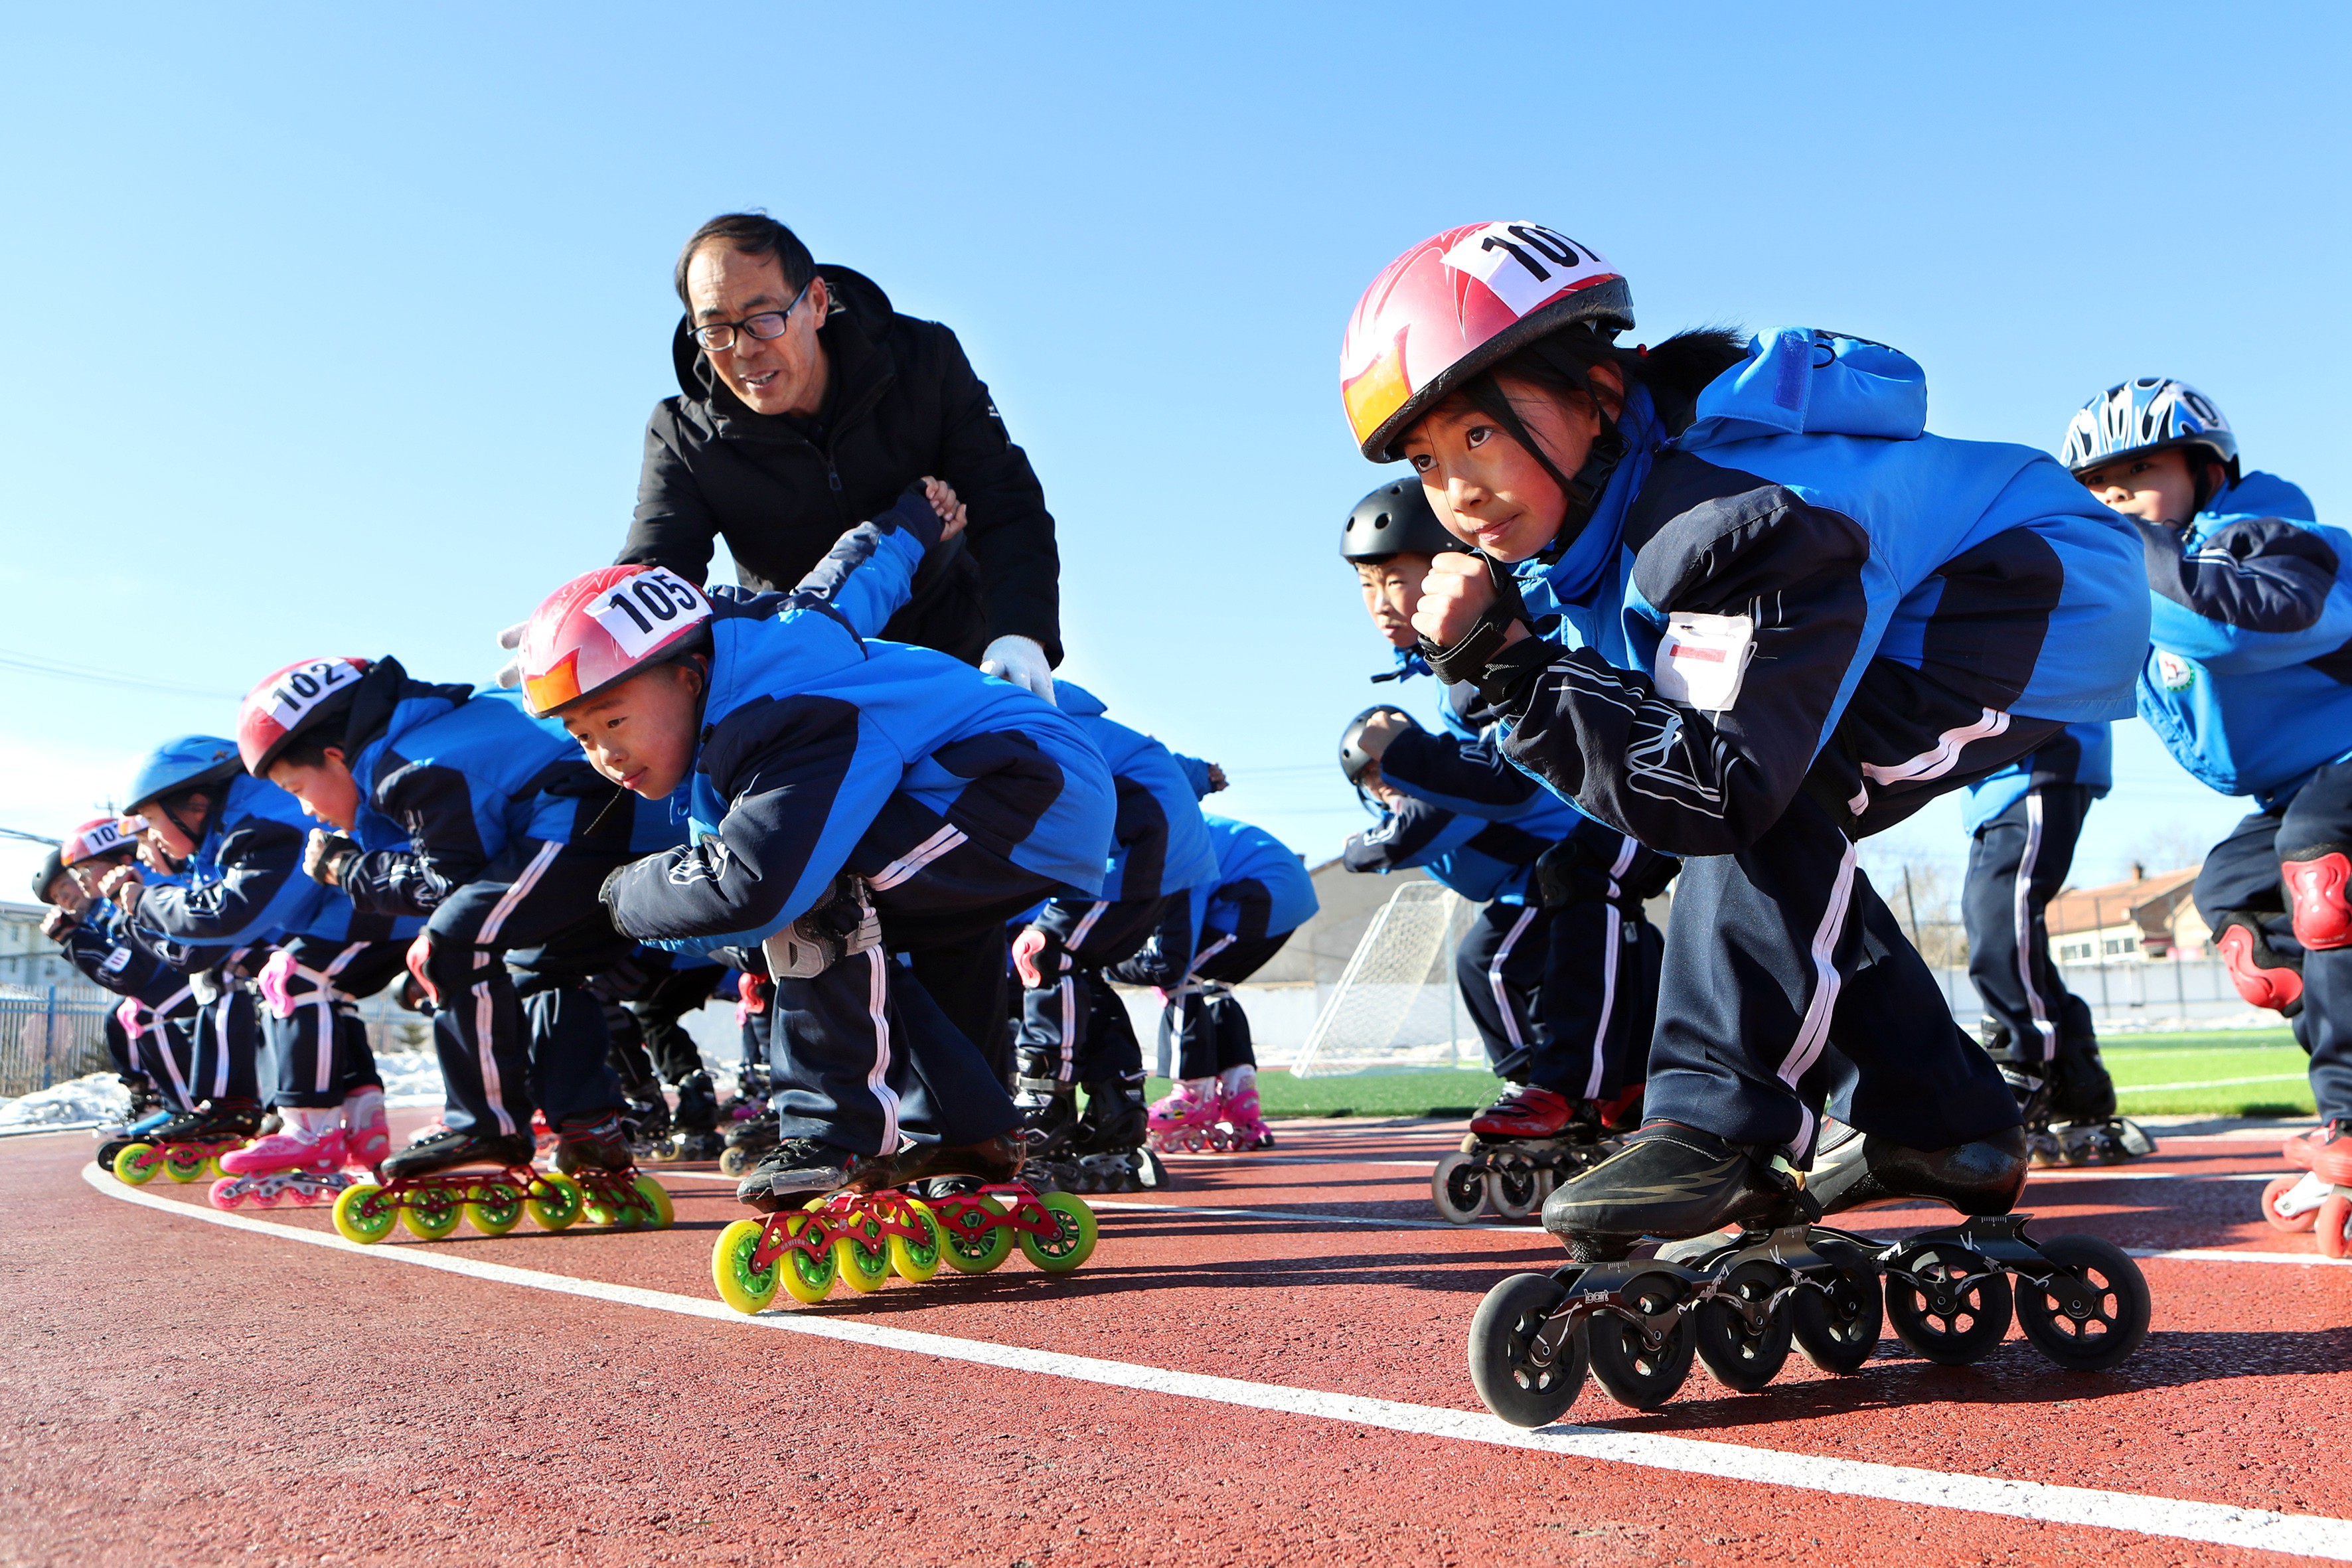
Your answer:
[1439,222,1614,318]
[266,659,367,732]
[588,568,712,659]
[1652,611,1755,712]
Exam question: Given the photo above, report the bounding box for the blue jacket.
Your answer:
[130,772,372,949]
[1342,796,1551,903]
[1488,329,2148,855]
[58,899,202,1008]
[341,667,595,918]
[602,583,1116,956]
[1191,815,1319,941]
[2132,473,2350,807]
[1960,720,2114,834]
[1052,680,1219,904]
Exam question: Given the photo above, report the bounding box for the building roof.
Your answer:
[2046,865,2201,938]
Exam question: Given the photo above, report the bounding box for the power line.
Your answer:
[0,826,63,846]
[0,648,240,701]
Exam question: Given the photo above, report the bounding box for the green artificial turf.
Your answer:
[1140,1027,2312,1122]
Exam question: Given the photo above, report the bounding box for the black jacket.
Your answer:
[620,265,1061,665]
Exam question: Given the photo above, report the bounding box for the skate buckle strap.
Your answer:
[761,876,881,980]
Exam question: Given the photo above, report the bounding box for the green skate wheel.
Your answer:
[402,1184,463,1240]
[332,1182,399,1245]
[775,1212,839,1304]
[937,1194,1014,1274]
[113,1144,162,1186]
[888,1199,944,1283]
[163,1144,212,1184]
[1468,1272,1585,1428]
[1018,1192,1097,1273]
[1691,1261,1794,1393]
[713,1217,781,1315]
[1790,1251,1883,1375]
[832,1210,892,1294]
[1885,1242,2012,1366]
[1584,1272,1695,1410]
[2013,1235,2149,1373]
[632,1175,675,1230]
[464,1181,526,1237]
[526,1171,583,1231]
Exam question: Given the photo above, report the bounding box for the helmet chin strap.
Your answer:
[1476,391,1630,568]
[153,793,211,866]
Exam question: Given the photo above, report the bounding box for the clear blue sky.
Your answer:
[3,3,2345,909]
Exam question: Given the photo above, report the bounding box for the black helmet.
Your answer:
[1341,480,1466,564]
[31,848,64,904]
[1338,706,1415,786]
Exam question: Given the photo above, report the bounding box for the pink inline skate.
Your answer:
[1146,1080,1221,1153]
[343,1087,390,1174]
[210,1107,360,1210]
[1214,1077,1275,1153]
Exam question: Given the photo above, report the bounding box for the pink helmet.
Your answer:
[238,657,375,775]
[60,815,143,868]
[519,565,714,718]
[1340,222,1632,461]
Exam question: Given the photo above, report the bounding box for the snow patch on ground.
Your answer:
[374,1050,446,1109]
[0,1073,133,1129]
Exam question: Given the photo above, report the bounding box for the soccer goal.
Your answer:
[1292,882,1475,1077]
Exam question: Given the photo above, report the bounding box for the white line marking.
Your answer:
[2117,1075,2308,1095]
[77,1165,2352,1561]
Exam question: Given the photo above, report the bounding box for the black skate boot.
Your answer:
[1062,1079,1163,1194]
[900,1131,1029,1199]
[382,1125,539,1179]
[1539,1123,1804,1261]
[620,1093,672,1158]
[111,1097,266,1183]
[663,1070,726,1161]
[1980,1024,2063,1167]
[719,1106,779,1177]
[736,1137,886,1213]
[552,1111,637,1175]
[720,1064,771,1123]
[1803,1120,2031,1217]
[2047,1042,2154,1164]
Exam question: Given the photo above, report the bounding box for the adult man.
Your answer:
[617,211,1062,697]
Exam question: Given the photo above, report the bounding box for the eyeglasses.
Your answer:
[690,277,813,353]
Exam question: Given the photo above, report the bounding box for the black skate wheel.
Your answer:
[1487,1162,1543,1223]
[1431,1151,1489,1225]
[718,1148,748,1178]
[1885,1243,2012,1366]
[1692,1261,1794,1393]
[1790,1250,1883,1375]
[1584,1273,1695,1410]
[1467,1273,1585,1428]
[2014,1235,2149,1372]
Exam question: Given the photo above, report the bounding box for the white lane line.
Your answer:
[2118,1075,2308,1095]
[77,1166,2352,1562]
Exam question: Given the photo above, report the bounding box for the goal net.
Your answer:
[1293,882,1475,1077]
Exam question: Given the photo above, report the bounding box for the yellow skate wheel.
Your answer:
[937,1194,1014,1275]
[464,1181,525,1237]
[632,1175,675,1230]
[163,1144,212,1184]
[113,1144,162,1186]
[402,1184,463,1240]
[775,1212,839,1304]
[1018,1191,1098,1273]
[712,1218,781,1314]
[888,1199,944,1283]
[332,1182,399,1245]
[526,1171,583,1231]
[832,1210,892,1294]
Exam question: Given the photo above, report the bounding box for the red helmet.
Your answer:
[60,815,142,868]
[237,657,374,776]
[519,564,714,718]
[1340,222,1632,461]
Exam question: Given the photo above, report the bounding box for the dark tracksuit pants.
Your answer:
[418,808,629,1139]
[1643,788,2020,1162]
[1151,928,1294,1079]
[1528,827,1668,1103]
[118,984,201,1109]
[767,789,1043,1158]
[602,959,724,1096]
[191,979,262,1107]
[2196,759,2352,1123]
[909,929,1016,1088]
[262,937,403,1109]
[1456,901,1549,1081]
[1963,786,2098,1067]
[1016,892,1186,1096]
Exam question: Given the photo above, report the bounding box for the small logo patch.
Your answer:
[2156,651,2196,692]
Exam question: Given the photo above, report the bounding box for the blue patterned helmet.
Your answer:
[2059,378,2238,477]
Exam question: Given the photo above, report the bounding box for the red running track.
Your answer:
[3,1111,2350,1566]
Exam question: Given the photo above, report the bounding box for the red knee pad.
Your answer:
[1012,926,1048,989]
[405,932,441,1009]
[2286,851,2352,951]
[2217,921,2304,1014]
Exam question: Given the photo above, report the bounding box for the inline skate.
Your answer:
[1986,1027,2154,1166]
[330,1115,673,1244]
[719,1104,780,1177]
[112,1099,262,1186]
[1430,1085,1640,1225]
[96,1101,183,1172]
[659,1070,726,1161]
[1465,1120,2151,1427]
[210,1105,364,1209]
[1029,1081,1166,1194]
[2260,1123,2352,1255]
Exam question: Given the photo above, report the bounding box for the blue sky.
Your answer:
[2,3,2345,909]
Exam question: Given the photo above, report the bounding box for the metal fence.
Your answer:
[0,985,118,1097]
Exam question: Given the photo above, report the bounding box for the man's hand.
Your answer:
[40,906,77,941]
[304,828,360,888]
[980,635,1057,704]
[99,864,143,917]
[494,619,528,688]
[919,476,969,542]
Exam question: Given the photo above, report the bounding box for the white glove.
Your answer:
[979,635,1056,704]
[493,619,528,688]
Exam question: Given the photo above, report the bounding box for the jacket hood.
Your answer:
[1676,329,1929,450]
[1050,679,1108,718]
[668,264,897,416]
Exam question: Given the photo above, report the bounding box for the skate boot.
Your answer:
[342,1087,390,1174]
[2047,1045,2154,1165]
[662,1071,726,1161]
[554,1111,674,1227]
[734,1137,886,1214]
[1026,1081,1163,1194]
[719,1106,780,1178]
[334,1121,669,1245]
[903,1131,1028,1198]
[721,1065,771,1123]
[211,1105,358,1210]
[1431,1085,1632,1225]
[1465,1115,2148,1428]
[2269,1122,2352,1255]
[111,1098,263,1186]
[1982,1030,2063,1167]
[381,1126,539,1179]
[1146,1078,1221,1153]
[96,1104,181,1172]
[620,1093,673,1160]
[1214,1069,1275,1154]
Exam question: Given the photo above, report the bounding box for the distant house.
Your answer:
[2047,864,2208,963]
[0,900,88,992]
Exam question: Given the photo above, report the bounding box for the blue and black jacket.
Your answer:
[602,495,1115,955]
[2130,473,2351,808]
[58,898,206,1008]
[1189,815,1320,944]
[130,772,400,950]
[1051,681,1219,905]
[1961,722,2114,835]
[1482,329,2149,854]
